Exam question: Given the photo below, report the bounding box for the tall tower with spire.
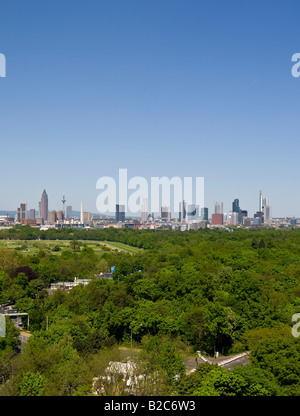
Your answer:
[40,189,48,221]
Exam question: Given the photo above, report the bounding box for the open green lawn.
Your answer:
[0,239,142,256]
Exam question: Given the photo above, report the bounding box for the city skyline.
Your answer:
[1,1,300,218]
[1,187,277,222]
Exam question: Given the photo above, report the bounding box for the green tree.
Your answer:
[18,372,45,396]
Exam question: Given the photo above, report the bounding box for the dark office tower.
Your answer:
[40,189,48,221]
[232,199,239,213]
[179,200,186,222]
[115,204,125,222]
[232,198,242,224]
[201,207,208,221]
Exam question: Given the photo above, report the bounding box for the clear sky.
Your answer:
[0,0,300,217]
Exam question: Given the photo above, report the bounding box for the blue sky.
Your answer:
[0,0,300,217]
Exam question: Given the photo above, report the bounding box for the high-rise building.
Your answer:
[40,190,48,221]
[20,203,27,220]
[232,199,239,213]
[48,210,57,224]
[254,211,264,224]
[16,203,27,222]
[66,206,72,219]
[29,209,35,220]
[201,207,208,221]
[116,204,125,222]
[80,201,84,224]
[243,217,252,227]
[214,202,223,214]
[161,206,171,221]
[257,191,272,225]
[83,212,92,225]
[56,210,64,221]
[264,205,272,225]
[227,212,239,226]
[16,208,20,222]
[179,200,186,222]
[141,196,148,222]
[259,190,263,213]
[232,198,242,224]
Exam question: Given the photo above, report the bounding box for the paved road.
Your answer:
[185,352,250,374]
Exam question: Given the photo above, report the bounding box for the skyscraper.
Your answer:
[232,198,239,213]
[227,212,239,226]
[201,207,208,221]
[80,201,84,224]
[141,196,148,222]
[20,203,27,220]
[29,209,35,220]
[264,205,272,225]
[179,200,186,222]
[16,202,27,222]
[116,204,125,222]
[259,190,263,213]
[161,206,171,221]
[40,189,48,221]
[48,210,57,224]
[56,210,64,221]
[214,202,223,214]
[232,198,242,224]
[66,206,72,219]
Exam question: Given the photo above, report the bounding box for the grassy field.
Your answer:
[0,239,142,256]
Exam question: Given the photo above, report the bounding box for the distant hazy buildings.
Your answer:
[255,190,272,226]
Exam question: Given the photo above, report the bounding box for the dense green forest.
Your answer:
[0,226,299,396]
